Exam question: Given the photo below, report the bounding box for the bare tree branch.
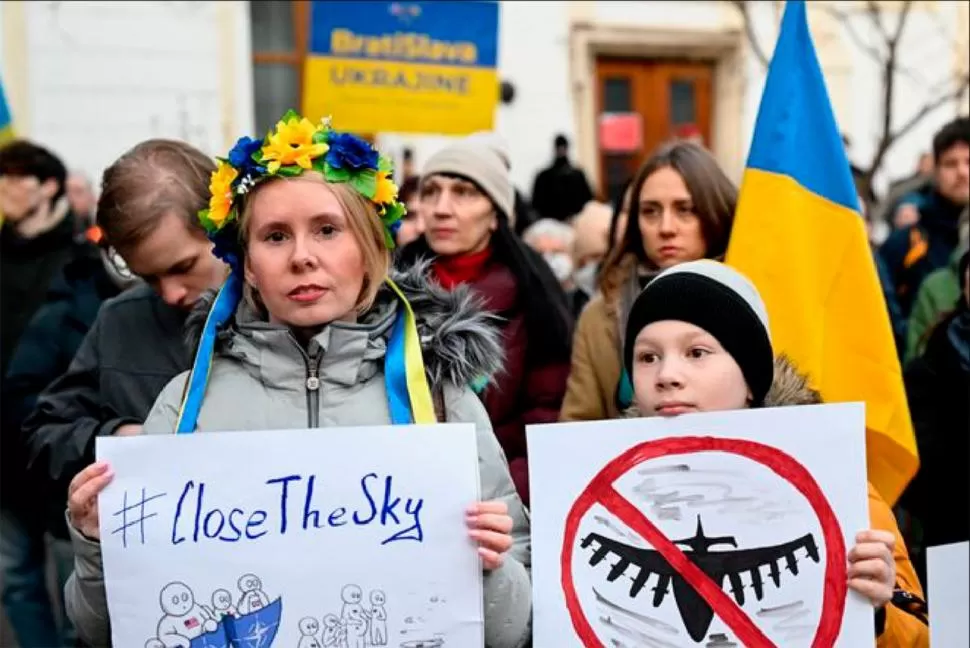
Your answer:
[866,73,970,180]
[824,4,926,86]
[893,74,970,144]
[730,0,770,69]
[866,0,892,47]
[890,1,914,47]
[822,5,884,64]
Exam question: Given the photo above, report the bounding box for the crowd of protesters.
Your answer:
[0,114,966,647]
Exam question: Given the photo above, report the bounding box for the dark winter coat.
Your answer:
[1,246,122,517]
[21,283,190,538]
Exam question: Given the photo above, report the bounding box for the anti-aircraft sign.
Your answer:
[97,425,483,648]
[528,403,875,647]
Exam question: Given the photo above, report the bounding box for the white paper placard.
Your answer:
[527,402,872,647]
[96,424,483,648]
[927,541,969,647]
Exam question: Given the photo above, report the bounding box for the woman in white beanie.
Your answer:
[397,137,574,508]
[624,260,929,647]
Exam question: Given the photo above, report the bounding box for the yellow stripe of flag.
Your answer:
[726,0,917,505]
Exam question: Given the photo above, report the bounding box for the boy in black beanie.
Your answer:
[624,260,929,646]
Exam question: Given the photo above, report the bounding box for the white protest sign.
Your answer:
[528,402,872,647]
[97,424,483,648]
[927,541,969,647]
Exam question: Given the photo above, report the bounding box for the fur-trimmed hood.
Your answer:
[185,258,504,390]
[623,354,821,417]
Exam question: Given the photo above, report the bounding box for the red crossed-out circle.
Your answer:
[561,436,847,648]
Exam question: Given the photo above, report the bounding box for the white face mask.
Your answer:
[573,261,599,295]
[543,251,574,285]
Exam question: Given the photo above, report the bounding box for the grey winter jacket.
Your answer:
[65,264,533,648]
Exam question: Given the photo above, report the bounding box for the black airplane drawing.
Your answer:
[580,516,819,643]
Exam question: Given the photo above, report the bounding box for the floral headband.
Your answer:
[177,111,435,436]
[198,109,407,269]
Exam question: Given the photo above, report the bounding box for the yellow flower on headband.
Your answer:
[261,115,328,174]
[373,171,398,205]
[207,161,238,228]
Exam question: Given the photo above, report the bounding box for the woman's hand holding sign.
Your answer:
[68,461,114,540]
[847,529,897,609]
[467,501,514,570]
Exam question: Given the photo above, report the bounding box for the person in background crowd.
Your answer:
[905,206,969,362]
[66,170,97,235]
[569,200,613,317]
[522,217,576,289]
[64,114,531,648]
[398,137,574,506]
[560,142,736,422]
[1,225,137,646]
[880,116,970,319]
[530,134,594,223]
[881,152,936,229]
[399,146,418,185]
[623,260,929,646]
[899,249,969,588]
[395,175,424,248]
[859,192,908,355]
[21,142,228,623]
[0,139,86,648]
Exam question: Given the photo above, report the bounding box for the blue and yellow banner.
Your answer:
[0,75,13,143]
[303,1,499,135]
[726,0,917,505]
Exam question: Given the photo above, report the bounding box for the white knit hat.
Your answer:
[421,138,515,220]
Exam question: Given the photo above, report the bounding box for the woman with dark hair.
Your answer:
[397,138,574,507]
[560,141,737,422]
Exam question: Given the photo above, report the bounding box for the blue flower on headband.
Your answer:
[209,226,241,272]
[227,136,265,179]
[325,132,379,171]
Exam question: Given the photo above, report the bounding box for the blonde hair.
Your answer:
[239,173,391,317]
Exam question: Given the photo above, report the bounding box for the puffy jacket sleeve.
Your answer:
[868,483,930,648]
[445,382,532,648]
[63,374,188,646]
[142,372,189,435]
[65,515,112,647]
[560,297,610,422]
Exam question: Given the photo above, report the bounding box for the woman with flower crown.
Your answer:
[62,111,533,648]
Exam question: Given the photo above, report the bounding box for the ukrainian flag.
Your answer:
[0,75,13,143]
[726,0,917,505]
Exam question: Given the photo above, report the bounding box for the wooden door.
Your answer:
[595,58,714,203]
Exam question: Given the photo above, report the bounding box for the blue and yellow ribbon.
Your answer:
[175,275,435,432]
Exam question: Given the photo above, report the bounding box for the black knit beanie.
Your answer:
[623,260,775,406]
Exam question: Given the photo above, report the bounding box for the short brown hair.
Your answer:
[96,139,215,251]
[239,174,391,315]
[602,142,737,277]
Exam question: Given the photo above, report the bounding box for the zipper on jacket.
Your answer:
[305,349,321,428]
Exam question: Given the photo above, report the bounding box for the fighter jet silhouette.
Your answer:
[581,515,819,642]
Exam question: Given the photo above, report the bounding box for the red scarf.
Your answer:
[432,246,493,291]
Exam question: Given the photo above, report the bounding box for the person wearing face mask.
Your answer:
[560,142,737,423]
[569,200,613,317]
[522,218,577,288]
[397,137,574,507]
